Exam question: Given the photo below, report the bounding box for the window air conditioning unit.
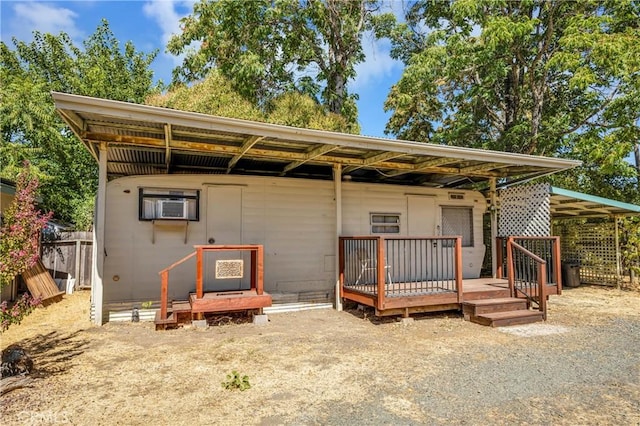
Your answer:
[156,199,188,219]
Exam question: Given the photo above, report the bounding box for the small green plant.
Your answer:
[222,370,251,391]
[140,301,153,309]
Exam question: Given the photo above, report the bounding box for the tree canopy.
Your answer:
[168,0,385,131]
[146,70,354,133]
[1,20,160,228]
[378,0,639,202]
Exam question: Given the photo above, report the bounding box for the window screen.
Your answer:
[441,207,473,247]
[370,213,400,234]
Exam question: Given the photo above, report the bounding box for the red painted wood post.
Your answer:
[506,237,515,297]
[553,236,562,295]
[496,237,504,279]
[196,247,203,299]
[160,271,168,320]
[538,262,547,320]
[250,249,257,292]
[377,237,385,311]
[256,245,264,295]
[455,237,463,303]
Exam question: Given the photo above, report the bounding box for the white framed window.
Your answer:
[139,188,199,221]
[370,213,400,234]
[441,207,474,247]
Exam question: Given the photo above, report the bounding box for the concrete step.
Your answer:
[471,310,544,327]
[462,297,527,318]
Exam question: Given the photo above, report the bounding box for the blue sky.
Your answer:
[0,0,405,138]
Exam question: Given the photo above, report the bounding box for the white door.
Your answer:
[405,196,438,281]
[205,186,245,291]
[407,196,436,236]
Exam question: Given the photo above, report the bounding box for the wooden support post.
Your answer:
[455,237,463,303]
[74,240,82,290]
[160,271,168,320]
[506,237,515,297]
[338,237,345,299]
[614,216,621,289]
[92,142,108,325]
[553,236,562,294]
[538,263,547,320]
[256,245,264,295]
[376,237,385,310]
[250,249,257,292]
[334,164,343,311]
[496,237,503,279]
[489,178,498,278]
[196,247,203,299]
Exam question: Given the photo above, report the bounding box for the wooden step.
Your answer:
[171,300,192,313]
[154,311,177,330]
[471,310,544,327]
[462,297,527,318]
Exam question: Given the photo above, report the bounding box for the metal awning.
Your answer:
[52,92,580,189]
[550,186,640,218]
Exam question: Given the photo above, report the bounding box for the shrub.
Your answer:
[0,293,42,332]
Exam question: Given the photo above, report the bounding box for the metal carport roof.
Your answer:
[52,92,581,189]
[550,187,640,219]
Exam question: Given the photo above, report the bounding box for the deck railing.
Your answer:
[339,236,463,310]
[158,244,264,320]
[497,236,561,291]
[505,237,551,320]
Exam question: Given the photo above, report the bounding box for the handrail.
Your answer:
[159,251,198,320]
[157,244,265,321]
[506,237,547,320]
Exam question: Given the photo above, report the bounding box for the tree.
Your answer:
[146,71,354,133]
[378,0,639,200]
[168,0,383,130]
[0,163,52,288]
[1,20,160,228]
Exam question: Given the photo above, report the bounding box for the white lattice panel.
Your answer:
[555,221,619,285]
[215,259,244,279]
[499,183,550,237]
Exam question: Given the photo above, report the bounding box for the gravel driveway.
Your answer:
[1,286,639,425]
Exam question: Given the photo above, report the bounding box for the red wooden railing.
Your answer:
[338,236,463,311]
[158,244,264,320]
[497,236,562,293]
[505,237,554,320]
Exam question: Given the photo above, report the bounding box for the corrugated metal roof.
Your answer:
[52,92,581,189]
[550,187,640,218]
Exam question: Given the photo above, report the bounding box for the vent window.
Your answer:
[448,192,465,200]
[370,213,400,234]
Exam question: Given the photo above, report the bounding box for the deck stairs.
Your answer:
[462,297,544,327]
[154,300,193,329]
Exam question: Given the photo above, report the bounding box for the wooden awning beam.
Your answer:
[281,144,339,174]
[227,135,264,173]
[164,123,172,173]
[343,152,406,174]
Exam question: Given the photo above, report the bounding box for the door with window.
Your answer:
[205,186,247,291]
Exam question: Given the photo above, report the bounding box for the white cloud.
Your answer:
[351,31,403,91]
[8,2,83,41]
[143,0,196,66]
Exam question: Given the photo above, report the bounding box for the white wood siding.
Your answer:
[102,175,487,317]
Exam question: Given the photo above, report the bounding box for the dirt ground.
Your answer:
[1,285,639,425]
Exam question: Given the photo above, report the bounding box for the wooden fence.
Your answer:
[41,232,93,290]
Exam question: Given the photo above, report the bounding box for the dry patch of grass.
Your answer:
[1,286,639,425]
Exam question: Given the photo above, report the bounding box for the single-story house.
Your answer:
[54,92,588,326]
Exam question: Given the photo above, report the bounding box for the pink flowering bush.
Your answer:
[0,293,42,332]
[0,162,53,288]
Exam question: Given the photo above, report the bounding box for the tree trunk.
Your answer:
[634,143,640,192]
